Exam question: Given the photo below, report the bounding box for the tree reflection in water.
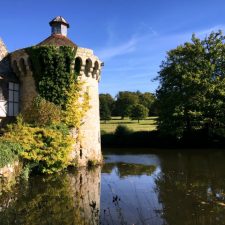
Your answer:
[102,162,156,177]
[155,152,225,225]
[101,152,225,225]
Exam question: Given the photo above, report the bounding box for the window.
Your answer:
[8,82,19,116]
[52,24,61,34]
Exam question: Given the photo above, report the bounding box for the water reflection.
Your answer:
[155,151,225,225]
[101,154,162,225]
[102,162,156,177]
[0,167,101,225]
[1,151,225,225]
[101,152,225,225]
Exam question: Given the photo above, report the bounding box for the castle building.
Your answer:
[0,16,103,166]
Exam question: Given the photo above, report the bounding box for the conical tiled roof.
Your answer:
[37,34,77,48]
[49,16,69,28]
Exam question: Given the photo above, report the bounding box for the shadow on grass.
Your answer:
[105,121,135,125]
[101,129,225,149]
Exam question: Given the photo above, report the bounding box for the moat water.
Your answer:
[1,149,225,225]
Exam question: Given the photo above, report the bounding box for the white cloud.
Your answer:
[96,22,158,61]
[97,37,138,60]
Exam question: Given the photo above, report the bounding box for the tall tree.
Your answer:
[157,31,225,138]
[100,101,111,123]
[99,93,114,122]
[129,104,149,123]
[137,92,157,116]
[114,92,139,119]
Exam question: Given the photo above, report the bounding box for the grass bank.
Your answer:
[101,117,157,133]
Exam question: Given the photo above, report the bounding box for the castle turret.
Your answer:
[9,17,103,166]
[49,16,69,37]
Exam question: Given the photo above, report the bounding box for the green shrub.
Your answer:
[114,125,132,136]
[22,96,61,127]
[20,164,31,180]
[129,104,149,123]
[2,123,74,174]
[47,123,70,136]
[0,141,23,168]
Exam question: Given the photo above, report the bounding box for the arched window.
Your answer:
[85,59,92,77]
[75,57,82,74]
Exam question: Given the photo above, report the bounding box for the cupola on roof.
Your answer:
[37,16,77,48]
[49,16,70,28]
[49,16,70,37]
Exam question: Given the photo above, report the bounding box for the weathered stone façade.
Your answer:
[0,16,103,166]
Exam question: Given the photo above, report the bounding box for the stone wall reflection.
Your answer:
[0,166,101,225]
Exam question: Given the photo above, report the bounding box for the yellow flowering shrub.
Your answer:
[63,81,90,129]
[2,121,74,174]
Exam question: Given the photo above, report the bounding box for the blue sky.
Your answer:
[1,0,225,97]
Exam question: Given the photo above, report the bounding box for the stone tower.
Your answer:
[7,16,103,166]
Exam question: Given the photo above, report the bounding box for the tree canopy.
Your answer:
[129,104,149,123]
[99,94,114,122]
[114,91,139,119]
[136,92,157,116]
[157,31,225,138]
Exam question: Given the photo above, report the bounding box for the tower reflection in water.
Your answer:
[0,167,101,225]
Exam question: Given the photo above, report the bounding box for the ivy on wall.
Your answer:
[26,46,77,108]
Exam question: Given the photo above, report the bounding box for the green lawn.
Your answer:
[100,117,157,133]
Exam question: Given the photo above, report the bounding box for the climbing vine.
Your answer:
[26,46,77,108]
[63,81,90,129]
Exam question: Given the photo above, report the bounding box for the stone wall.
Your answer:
[10,50,37,110]
[0,161,22,192]
[0,38,8,61]
[74,47,102,166]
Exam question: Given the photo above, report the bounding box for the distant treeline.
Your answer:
[99,91,158,122]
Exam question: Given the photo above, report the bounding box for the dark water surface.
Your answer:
[1,149,225,225]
